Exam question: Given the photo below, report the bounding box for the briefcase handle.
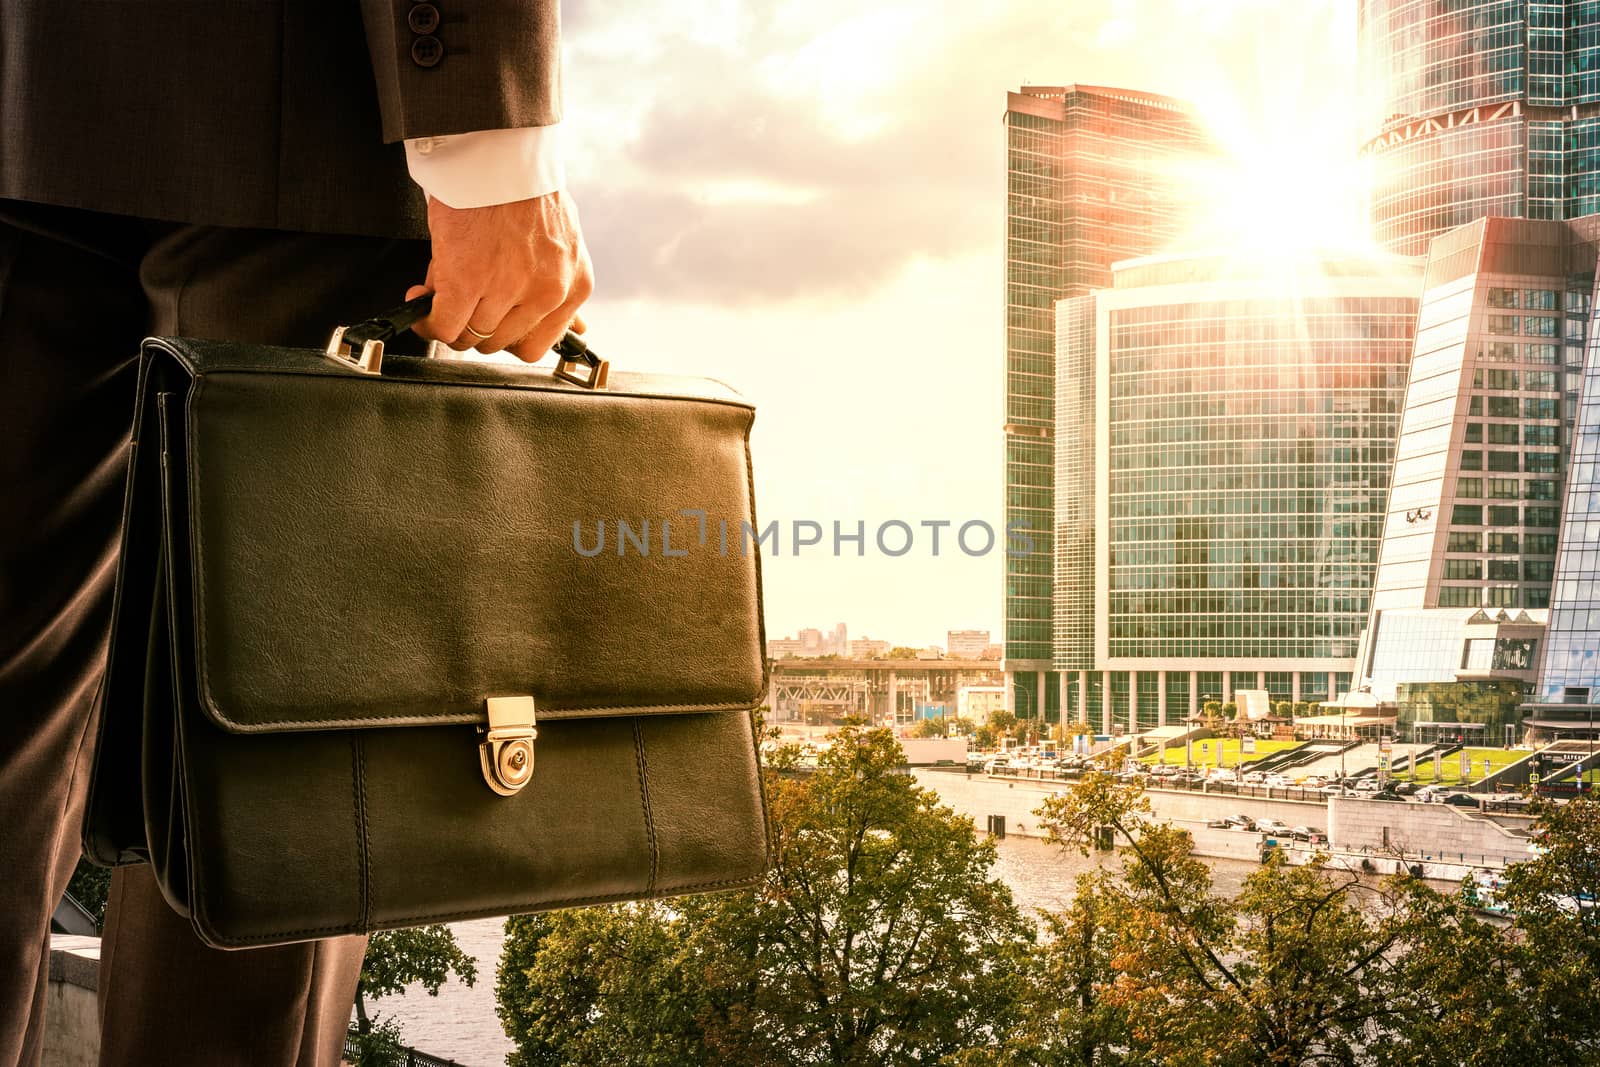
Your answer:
[325,293,607,389]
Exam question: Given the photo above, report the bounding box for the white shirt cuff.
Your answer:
[403,125,564,208]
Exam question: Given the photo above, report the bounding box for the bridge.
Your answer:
[768,658,1004,724]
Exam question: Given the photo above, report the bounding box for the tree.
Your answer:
[1027,771,1451,1066]
[911,716,947,738]
[355,925,478,1037]
[888,646,920,659]
[497,726,1036,1065]
[988,708,1018,736]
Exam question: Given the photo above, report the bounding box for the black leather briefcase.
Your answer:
[83,300,770,948]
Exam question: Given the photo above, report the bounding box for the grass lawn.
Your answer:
[1141,739,1300,767]
[1391,747,1526,783]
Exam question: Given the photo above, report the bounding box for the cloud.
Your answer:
[563,1,1094,302]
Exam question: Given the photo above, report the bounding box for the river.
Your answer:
[372,835,1265,1066]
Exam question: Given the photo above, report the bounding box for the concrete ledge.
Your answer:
[45,935,100,1067]
[49,935,99,992]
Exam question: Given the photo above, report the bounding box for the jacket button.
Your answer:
[411,35,444,68]
[408,3,441,34]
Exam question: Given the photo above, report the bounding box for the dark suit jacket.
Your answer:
[0,1,559,239]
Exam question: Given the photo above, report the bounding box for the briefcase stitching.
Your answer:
[632,719,659,896]
[351,735,372,930]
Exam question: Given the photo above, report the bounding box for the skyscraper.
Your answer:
[1355,216,1600,741]
[1057,249,1421,731]
[1359,1,1600,256]
[1003,84,1212,722]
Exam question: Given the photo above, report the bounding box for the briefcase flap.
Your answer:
[150,338,767,736]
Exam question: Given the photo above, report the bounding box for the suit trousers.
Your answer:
[0,199,431,1067]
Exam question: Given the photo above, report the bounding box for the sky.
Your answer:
[554,0,1364,649]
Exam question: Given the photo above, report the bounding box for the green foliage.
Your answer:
[497,725,1034,1066]
[346,1016,407,1067]
[987,708,1018,735]
[911,716,948,737]
[65,859,111,931]
[355,925,477,1035]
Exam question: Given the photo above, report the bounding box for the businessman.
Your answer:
[0,2,592,1063]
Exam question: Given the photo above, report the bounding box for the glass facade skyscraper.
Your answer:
[1056,251,1421,733]
[1533,266,1600,713]
[1359,1,1600,255]
[1003,84,1211,722]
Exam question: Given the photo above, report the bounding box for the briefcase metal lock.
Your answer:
[479,696,538,797]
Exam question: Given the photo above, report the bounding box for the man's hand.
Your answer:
[407,190,593,361]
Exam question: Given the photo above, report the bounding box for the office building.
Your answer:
[1055,248,1422,734]
[1359,0,1600,255]
[1003,84,1213,721]
[1356,216,1600,740]
[946,630,993,659]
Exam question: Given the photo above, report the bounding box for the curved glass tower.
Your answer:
[1359,0,1600,255]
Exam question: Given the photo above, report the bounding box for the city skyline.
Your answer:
[555,1,1363,649]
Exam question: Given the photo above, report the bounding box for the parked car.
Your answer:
[1241,770,1266,785]
[1263,774,1293,789]
[1393,781,1421,796]
[1299,776,1326,788]
[1441,792,1482,809]
[1257,818,1292,836]
[1225,814,1257,831]
[1290,825,1326,843]
[1352,778,1381,793]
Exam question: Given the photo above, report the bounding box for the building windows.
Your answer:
[1452,504,1483,525]
[1487,587,1521,607]
[1488,506,1521,527]
[1487,560,1520,580]
[1460,450,1483,470]
[1527,506,1561,526]
[1448,531,1483,552]
[1526,452,1560,473]
[1527,290,1558,310]
[1489,396,1521,417]
[1527,370,1560,391]
[1526,479,1560,500]
[1527,343,1560,364]
[1527,533,1559,554]
[1488,314,1520,335]
[1525,397,1560,418]
[1458,477,1484,498]
[1439,586,1480,607]
[1446,559,1484,580]
[1489,532,1521,553]
[1525,560,1556,582]
[1486,369,1520,390]
[1487,451,1520,471]
[1465,423,1485,443]
[1526,424,1559,445]
[1484,342,1518,361]
[1488,423,1520,444]
[1488,477,1520,499]
[1488,288,1521,308]
[1469,396,1484,416]
[1525,316,1559,336]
